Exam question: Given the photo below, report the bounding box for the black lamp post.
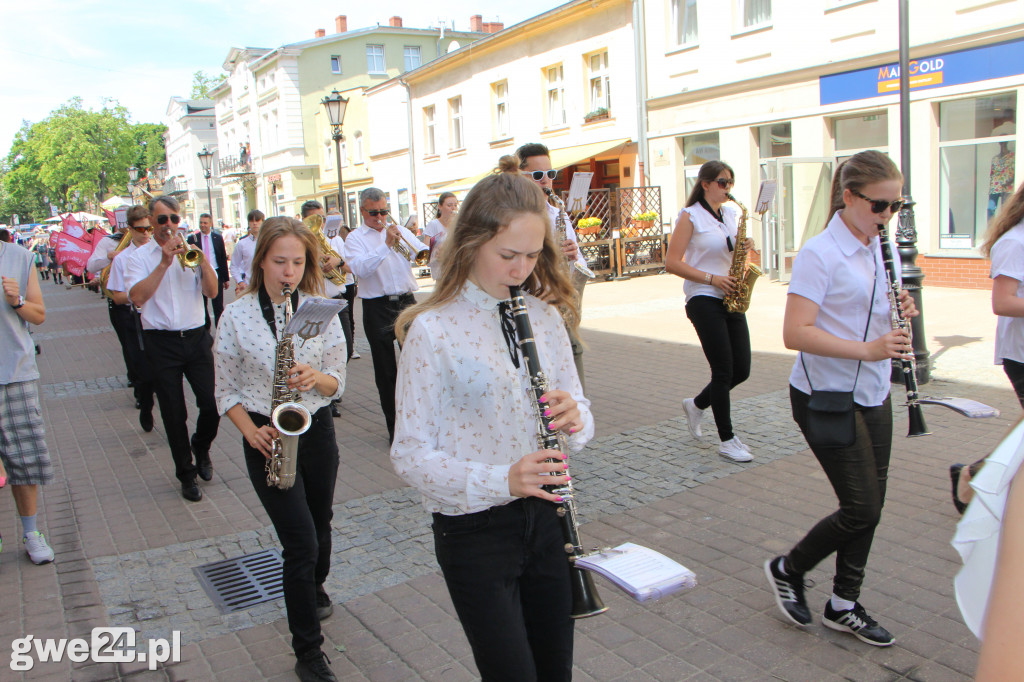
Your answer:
[151,162,167,192]
[321,89,350,220]
[197,146,216,222]
[127,167,139,205]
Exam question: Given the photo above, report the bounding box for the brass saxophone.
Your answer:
[266,286,313,490]
[303,214,345,287]
[543,188,595,284]
[722,194,761,314]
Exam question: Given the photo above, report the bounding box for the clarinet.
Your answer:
[507,286,608,618]
[876,223,930,438]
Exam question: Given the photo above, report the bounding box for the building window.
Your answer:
[672,0,698,45]
[756,123,792,158]
[678,132,720,197]
[545,65,566,127]
[424,106,436,156]
[939,93,1017,248]
[354,131,363,164]
[397,188,410,224]
[403,46,421,72]
[366,44,385,74]
[324,139,333,171]
[449,96,464,150]
[330,55,341,74]
[834,113,888,153]
[738,0,771,28]
[494,81,510,138]
[588,51,611,114]
[340,140,348,168]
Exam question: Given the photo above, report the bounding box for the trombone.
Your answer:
[386,216,430,265]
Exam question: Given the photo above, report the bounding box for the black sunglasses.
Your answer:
[524,170,558,181]
[155,214,181,225]
[714,178,734,188]
[132,223,152,231]
[365,208,390,217]
[851,189,905,214]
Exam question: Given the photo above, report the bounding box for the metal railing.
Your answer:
[564,185,664,279]
[218,155,252,176]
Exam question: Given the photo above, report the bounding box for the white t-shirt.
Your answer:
[423,218,447,241]
[991,221,1024,365]
[231,233,257,286]
[678,202,740,303]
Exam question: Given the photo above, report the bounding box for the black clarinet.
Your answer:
[876,223,930,438]
[507,285,608,618]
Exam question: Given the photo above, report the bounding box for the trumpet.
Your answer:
[303,214,346,286]
[386,216,430,266]
[178,233,204,269]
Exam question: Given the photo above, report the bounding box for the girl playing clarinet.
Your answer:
[391,155,593,681]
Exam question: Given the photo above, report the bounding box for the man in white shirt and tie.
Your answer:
[342,188,418,442]
[187,213,229,327]
[231,210,263,295]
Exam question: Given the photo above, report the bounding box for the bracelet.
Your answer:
[704,272,712,284]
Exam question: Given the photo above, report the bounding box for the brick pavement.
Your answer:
[0,276,1014,681]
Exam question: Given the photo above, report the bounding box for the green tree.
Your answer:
[191,70,226,99]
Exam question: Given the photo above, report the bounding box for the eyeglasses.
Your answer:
[851,189,905,214]
[714,178,734,188]
[155,214,181,225]
[132,224,152,232]
[524,170,558,181]
[365,208,390,217]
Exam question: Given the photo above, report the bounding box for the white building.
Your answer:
[162,97,221,228]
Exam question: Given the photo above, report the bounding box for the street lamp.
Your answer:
[151,162,167,188]
[127,167,140,204]
[197,146,216,222]
[321,89,350,220]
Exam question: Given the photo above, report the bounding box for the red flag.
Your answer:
[55,233,92,276]
[48,231,59,248]
[61,213,87,240]
[105,209,116,229]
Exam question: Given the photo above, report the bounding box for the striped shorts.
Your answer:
[0,380,53,485]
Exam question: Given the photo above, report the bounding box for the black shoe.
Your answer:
[295,649,337,682]
[823,601,895,647]
[330,402,340,418]
[139,410,154,433]
[764,556,812,626]
[316,587,333,620]
[181,480,202,502]
[950,464,967,514]
[128,379,136,388]
[191,435,213,481]
[135,399,142,409]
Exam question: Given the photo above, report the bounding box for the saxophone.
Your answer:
[722,194,762,314]
[543,188,596,284]
[266,286,313,490]
[508,286,607,619]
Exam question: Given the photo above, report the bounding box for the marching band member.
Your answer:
[666,160,754,462]
[391,157,592,681]
[124,196,221,502]
[423,192,457,279]
[214,217,346,682]
[88,222,136,386]
[765,150,916,647]
[232,209,264,295]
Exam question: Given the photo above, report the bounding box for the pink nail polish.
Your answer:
[566,476,571,481]
[555,496,564,502]
[561,454,567,460]
[569,427,576,434]
[539,396,548,403]
[543,409,551,417]
[548,423,555,430]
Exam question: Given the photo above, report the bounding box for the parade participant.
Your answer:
[214,216,346,682]
[516,143,590,390]
[124,196,221,502]
[88,222,138,387]
[765,150,917,647]
[342,188,419,442]
[104,206,155,432]
[232,210,264,295]
[187,213,230,327]
[48,242,63,285]
[666,160,754,462]
[0,233,55,564]
[423,192,457,279]
[391,156,591,681]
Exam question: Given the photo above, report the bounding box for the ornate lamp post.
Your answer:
[321,89,350,220]
[127,167,140,205]
[197,146,216,222]
[151,162,168,192]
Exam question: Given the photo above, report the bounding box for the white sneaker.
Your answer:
[719,437,753,462]
[682,398,704,439]
[24,531,54,564]
[350,350,361,359]
[733,435,752,453]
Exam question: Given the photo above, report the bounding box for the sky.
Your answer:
[0,0,567,159]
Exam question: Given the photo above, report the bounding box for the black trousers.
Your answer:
[202,286,225,328]
[143,327,220,483]
[111,304,153,412]
[786,386,892,601]
[433,498,574,682]
[332,283,357,361]
[108,301,135,384]
[685,295,751,441]
[244,407,339,656]
[1003,358,1024,409]
[361,293,416,440]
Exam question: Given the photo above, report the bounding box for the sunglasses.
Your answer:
[155,214,181,225]
[714,178,734,188]
[365,208,390,217]
[851,189,905,214]
[132,224,152,232]
[524,170,558,181]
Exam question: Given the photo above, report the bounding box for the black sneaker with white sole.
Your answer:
[822,601,895,647]
[764,556,812,626]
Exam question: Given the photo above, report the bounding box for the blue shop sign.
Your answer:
[820,37,1024,106]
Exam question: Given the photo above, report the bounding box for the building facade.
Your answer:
[162,97,221,228]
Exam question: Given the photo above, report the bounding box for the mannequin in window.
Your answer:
[990,141,1015,221]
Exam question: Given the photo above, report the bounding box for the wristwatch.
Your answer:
[12,295,25,309]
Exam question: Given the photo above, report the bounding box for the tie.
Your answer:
[497,301,520,369]
[204,235,212,261]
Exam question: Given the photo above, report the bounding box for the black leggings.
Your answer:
[685,295,751,441]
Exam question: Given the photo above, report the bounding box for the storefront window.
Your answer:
[756,123,792,158]
[939,93,1016,249]
[678,132,720,199]
[834,112,888,152]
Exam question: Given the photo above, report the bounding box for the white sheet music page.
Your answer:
[323,214,344,239]
[754,180,777,215]
[566,172,595,214]
[575,542,697,602]
[284,298,347,340]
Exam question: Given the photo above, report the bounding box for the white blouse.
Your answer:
[390,281,594,516]
[679,202,740,303]
[990,221,1024,365]
[213,291,347,418]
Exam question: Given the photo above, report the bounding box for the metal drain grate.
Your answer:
[193,549,284,613]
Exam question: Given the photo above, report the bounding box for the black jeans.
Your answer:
[1003,358,1024,409]
[685,295,751,441]
[361,293,416,440]
[244,407,339,656]
[108,301,135,384]
[143,327,220,483]
[111,304,153,412]
[786,386,892,601]
[433,498,574,682]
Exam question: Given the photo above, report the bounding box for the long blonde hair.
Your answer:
[246,217,325,297]
[827,150,903,223]
[981,181,1024,257]
[396,155,577,342]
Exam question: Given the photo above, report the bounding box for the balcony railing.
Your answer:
[218,155,252,176]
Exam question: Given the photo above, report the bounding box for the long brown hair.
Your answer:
[981,180,1024,257]
[685,160,734,208]
[396,155,577,342]
[245,217,324,297]
[827,150,903,223]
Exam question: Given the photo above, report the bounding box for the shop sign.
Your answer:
[820,37,1024,106]
[939,233,974,250]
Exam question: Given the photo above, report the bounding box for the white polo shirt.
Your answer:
[123,240,205,331]
[991,221,1024,365]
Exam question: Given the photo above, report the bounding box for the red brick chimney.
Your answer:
[389,16,403,27]
[470,15,483,32]
[483,22,504,33]
[335,15,347,33]
[314,28,326,38]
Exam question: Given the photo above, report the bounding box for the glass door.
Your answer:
[760,157,834,282]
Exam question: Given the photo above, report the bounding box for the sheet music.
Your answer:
[919,397,1000,419]
[566,172,595,214]
[754,180,777,215]
[323,214,344,239]
[114,207,129,231]
[284,298,347,340]
[575,542,697,602]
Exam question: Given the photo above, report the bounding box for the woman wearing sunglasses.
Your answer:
[666,160,754,462]
[764,150,916,647]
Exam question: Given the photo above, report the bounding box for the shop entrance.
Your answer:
[759,157,834,282]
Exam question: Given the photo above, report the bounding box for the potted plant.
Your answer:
[583,107,609,123]
[634,210,659,229]
[576,216,603,236]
